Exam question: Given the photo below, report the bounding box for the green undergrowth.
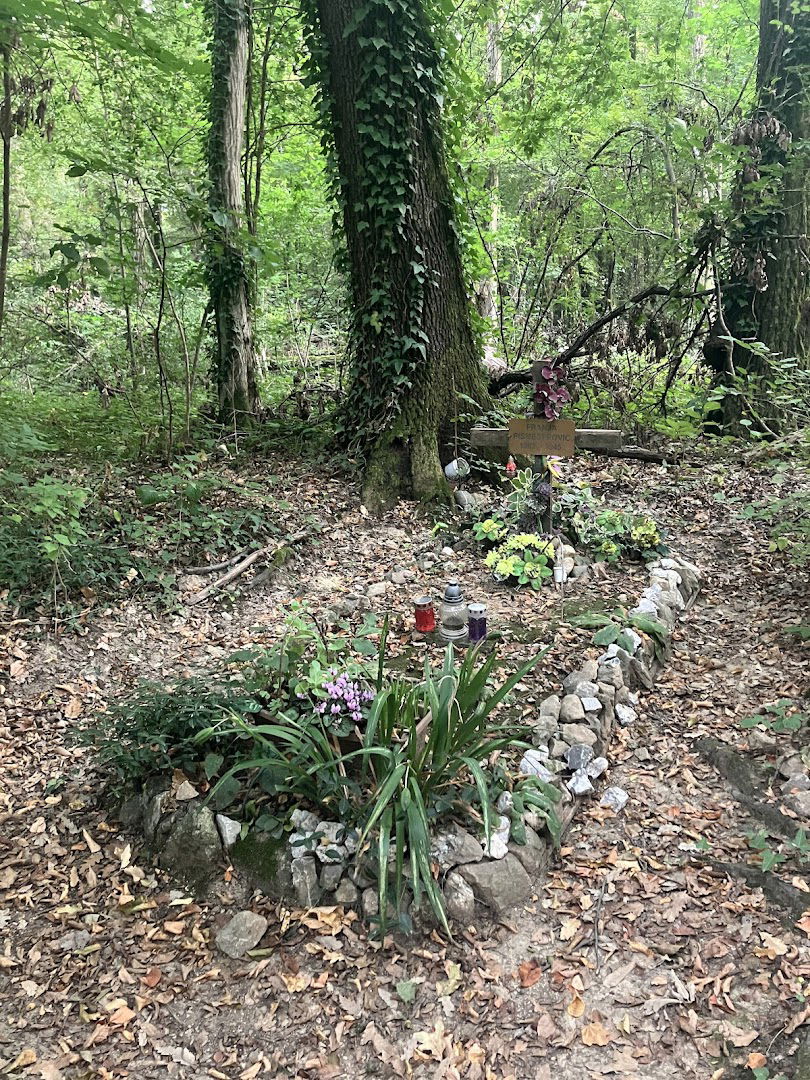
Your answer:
[83,614,556,934]
[0,427,303,618]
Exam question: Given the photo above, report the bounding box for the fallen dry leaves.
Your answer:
[0,452,808,1078]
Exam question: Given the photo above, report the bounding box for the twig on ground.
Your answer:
[593,882,606,972]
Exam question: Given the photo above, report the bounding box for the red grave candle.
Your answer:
[414,596,436,633]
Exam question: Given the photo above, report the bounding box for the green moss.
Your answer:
[232,831,292,896]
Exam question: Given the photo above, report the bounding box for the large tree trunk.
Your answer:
[206,0,259,427]
[752,0,810,361]
[303,0,488,511]
[716,0,810,430]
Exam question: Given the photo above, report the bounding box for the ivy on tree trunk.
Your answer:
[206,0,259,427]
[0,33,13,338]
[717,0,810,431]
[302,0,488,511]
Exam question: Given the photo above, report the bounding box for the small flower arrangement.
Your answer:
[314,669,375,737]
[534,362,572,420]
[567,502,666,563]
[485,533,554,589]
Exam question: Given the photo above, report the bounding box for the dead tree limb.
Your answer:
[697,736,799,840]
[694,855,809,925]
[183,546,255,575]
[595,445,683,464]
[187,528,312,604]
[487,283,714,396]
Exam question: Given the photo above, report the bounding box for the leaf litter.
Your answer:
[0,450,808,1078]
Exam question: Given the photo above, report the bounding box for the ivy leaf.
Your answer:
[204,752,224,780]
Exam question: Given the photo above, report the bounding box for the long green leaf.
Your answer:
[358,761,406,846]
[481,646,550,718]
[461,755,492,851]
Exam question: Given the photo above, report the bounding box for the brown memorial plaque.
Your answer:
[508,417,576,458]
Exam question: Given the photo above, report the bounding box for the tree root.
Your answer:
[694,855,809,925]
[696,736,799,840]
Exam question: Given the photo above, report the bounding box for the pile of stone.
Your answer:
[129,554,702,929]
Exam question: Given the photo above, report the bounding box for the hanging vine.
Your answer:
[299,0,466,447]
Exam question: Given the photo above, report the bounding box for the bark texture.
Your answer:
[0,37,12,337]
[753,0,810,362]
[206,0,259,426]
[308,0,488,510]
[717,0,810,429]
[475,18,501,327]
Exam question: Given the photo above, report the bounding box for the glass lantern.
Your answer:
[439,579,469,642]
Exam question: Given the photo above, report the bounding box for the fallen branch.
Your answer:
[695,855,809,924]
[487,282,714,396]
[591,445,683,465]
[183,546,255,575]
[187,528,312,604]
[697,736,799,840]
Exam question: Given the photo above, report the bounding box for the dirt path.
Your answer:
[0,455,808,1080]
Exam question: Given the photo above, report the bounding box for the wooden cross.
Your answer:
[470,360,623,532]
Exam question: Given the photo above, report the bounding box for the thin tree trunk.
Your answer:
[0,38,12,338]
[206,0,259,427]
[476,17,501,327]
[305,0,488,511]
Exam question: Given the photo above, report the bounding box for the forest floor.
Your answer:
[1,450,809,1080]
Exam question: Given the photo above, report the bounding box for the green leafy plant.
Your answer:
[559,486,666,563]
[746,828,787,872]
[198,639,546,934]
[0,473,91,610]
[570,608,670,664]
[504,775,563,848]
[79,676,263,789]
[472,516,507,545]
[505,468,537,519]
[484,532,554,589]
[740,699,807,734]
[741,489,810,566]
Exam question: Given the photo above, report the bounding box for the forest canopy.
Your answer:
[0,0,807,500]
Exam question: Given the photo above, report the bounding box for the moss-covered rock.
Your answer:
[232,831,294,900]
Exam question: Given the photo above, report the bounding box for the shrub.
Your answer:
[79,676,263,788]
